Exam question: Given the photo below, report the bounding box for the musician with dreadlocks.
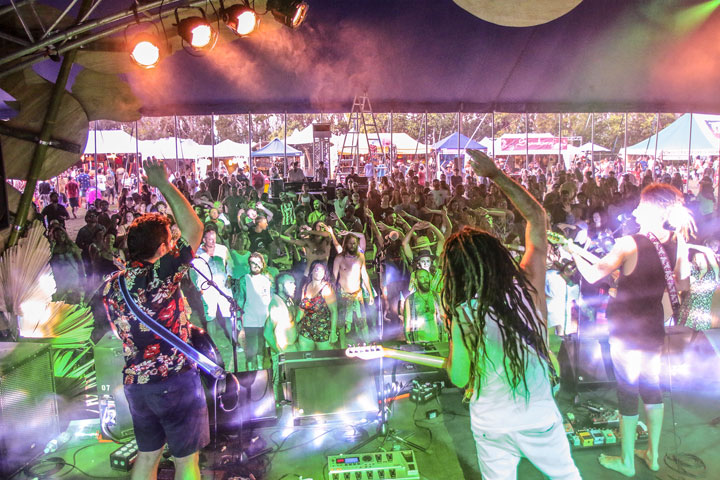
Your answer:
[442,150,581,480]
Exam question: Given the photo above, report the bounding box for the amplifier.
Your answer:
[328,450,420,480]
[0,342,60,477]
[93,333,134,440]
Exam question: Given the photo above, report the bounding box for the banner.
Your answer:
[500,136,570,152]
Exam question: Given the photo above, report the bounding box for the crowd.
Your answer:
[32,153,720,370]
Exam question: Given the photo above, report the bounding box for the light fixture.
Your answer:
[222,2,259,37]
[175,7,218,54]
[267,0,308,29]
[125,15,166,69]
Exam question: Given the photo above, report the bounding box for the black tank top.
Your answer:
[606,234,676,349]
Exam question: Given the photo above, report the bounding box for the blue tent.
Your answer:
[627,114,720,157]
[432,133,486,151]
[251,138,302,157]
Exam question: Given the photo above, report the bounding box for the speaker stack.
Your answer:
[0,342,60,477]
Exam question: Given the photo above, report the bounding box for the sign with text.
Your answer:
[500,136,570,152]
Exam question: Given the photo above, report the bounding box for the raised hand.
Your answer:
[467,149,501,179]
[142,158,169,188]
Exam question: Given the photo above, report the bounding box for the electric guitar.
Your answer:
[547,230,619,296]
[345,345,446,369]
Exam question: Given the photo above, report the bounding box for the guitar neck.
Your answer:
[381,348,446,369]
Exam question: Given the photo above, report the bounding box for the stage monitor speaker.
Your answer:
[0,142,9,230]
[215,369,278,431]
[0,342,60,477]
[270,178,284,199]
[325,185,336,201]
[558,334,616,393]
[279,350,380,426]
[93,333,134,440]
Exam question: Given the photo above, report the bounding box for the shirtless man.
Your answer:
[264,273,298,401]
[333,234,374,347]
[280,221,341,276]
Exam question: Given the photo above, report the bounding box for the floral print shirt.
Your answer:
[102,237,194,385]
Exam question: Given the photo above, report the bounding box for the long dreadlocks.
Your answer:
[441,226,551,397]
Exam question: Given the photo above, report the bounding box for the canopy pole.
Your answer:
[94,121,98,196]
[457,111,461,173]
[174,115,179,178]
[248,112,253,172]
[424,112,429,179]
[7,0,91,247]
[624,112,628,174]
[135,120,140,193]
[558,113,562,170]
[653,113,660,166]
[211,112,216,173]
[591,113,595,175]
[283,111,288,178]
[688,113,693,194]
[389,111,393,174]
[491,111,495,160]
[525,113,529,171]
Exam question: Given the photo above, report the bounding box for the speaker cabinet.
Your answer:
[0,342,60,477]
[214,369,278,432]
[93,333,134,440]
[558,334,616,393]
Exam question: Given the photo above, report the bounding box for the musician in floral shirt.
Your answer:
[100,159,205,480]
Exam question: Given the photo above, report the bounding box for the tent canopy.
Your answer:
[286,125,315,145]
[84,130,137,155]
[212,139,250,158]
[579,142,610,152]
[11,0,720,116]
[336,132,429,155]
[251,138,302,157]
[627,114,720,157]
[433,133,486,151]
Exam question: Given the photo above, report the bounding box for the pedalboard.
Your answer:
[409,382,441,404]
[328,450,420,480]
[110,438,138,471]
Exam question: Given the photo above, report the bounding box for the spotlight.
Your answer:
[129,32,163,68]
[222,3,259,37]
[267,0,308,29]
[176,8,218,53]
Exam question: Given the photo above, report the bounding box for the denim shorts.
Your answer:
[124,368,210,457]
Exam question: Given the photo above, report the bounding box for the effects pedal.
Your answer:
[409,382,440,404]
[328,450,420,480]
[110,438,138,471]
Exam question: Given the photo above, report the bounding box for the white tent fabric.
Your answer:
[286,125,315,145]
[213,139,250,158]
[579,142,610,152]
[138,137,202,159]
[335,132,429,155]
[84,129,137,154]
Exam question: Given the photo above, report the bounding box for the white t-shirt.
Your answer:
[243,274,273,328]
[462,300,561,432]
[97,174,106,192]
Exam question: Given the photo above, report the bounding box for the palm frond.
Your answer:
[33,302,94,346]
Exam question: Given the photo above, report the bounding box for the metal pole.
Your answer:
[525,112,529,170]
[248,112,253,172]
[135,120,140,195]
[688,113,693,194]
[492,111,495,159]
[558,113,562,170]
[591,113,595,175]
[94,121,98,197]
[624,112,628,174]
[283,111,288,178]
[211,112,216,173]
[389,111,393,173]
[424,112,430,178]
[653,113,660,167]
[457,111,461,172]
[7,0,93,247]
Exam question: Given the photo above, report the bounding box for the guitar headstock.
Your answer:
[345,345,385,360]
[547,230,569,246]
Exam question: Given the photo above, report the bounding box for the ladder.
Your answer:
[337,94,385,183]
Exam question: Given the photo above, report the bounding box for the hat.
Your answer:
[412,236,435,250]
[414,249,436,262]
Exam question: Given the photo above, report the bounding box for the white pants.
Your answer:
[472,419,582,480]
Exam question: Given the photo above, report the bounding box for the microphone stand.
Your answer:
[190,263,243,373]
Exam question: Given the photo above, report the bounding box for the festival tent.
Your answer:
[286,125,315,145]
[432,133,486,152]
[138,137,202,159]
[210,139,250,158]
[251,138,302,157]
[83,129,137,155]
[579,142,610,152]
[626,114,720,160]
[337,133,429,156]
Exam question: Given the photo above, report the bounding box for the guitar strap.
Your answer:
[644,232,681,321]
[118,273,225,380]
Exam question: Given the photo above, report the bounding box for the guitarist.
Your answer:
[442,150,581,480]
[100,159,206,480]
[568,183,692,477]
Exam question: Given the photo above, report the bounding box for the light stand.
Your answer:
[347,352,427,454]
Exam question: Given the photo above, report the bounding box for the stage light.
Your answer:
[176,8,218,53]
[130,35,161,68]
[267,0,308,29]
[223,3,259,37]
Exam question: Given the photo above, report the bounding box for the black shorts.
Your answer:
[124,368,210,457]
[69,197,79,208]
[243,326,266,359]
[610,342,663,416]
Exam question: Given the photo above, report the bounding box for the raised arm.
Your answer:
[144,159,203,251]
[468,149,547,298]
